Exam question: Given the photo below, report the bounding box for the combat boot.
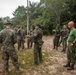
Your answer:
[63,62,70,67]
[67,64,74,70]
[16,67,24,73]
[61,50,66,53]
[53,46,55,49]
[34,63,39,65]
[56,47,58,50]
[34,61,39,65]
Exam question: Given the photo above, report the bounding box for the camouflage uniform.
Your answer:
[0,28,19,72]
[17,29,25,50]
[14,28,17,35]
[61,28,69,52]
[64,28,76,70]
[33,28,44,65]
[59,34,63,46]
[53,28,61,50]
[27,30,34,49]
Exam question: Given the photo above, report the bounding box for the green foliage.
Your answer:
[0,19,4,30]
[1,0,76,35]
[12,6,27,27]
[9,50,51,75]
[40,0,76,34]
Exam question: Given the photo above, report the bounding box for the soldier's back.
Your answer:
[0,28,16,48]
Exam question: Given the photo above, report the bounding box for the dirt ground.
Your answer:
[0,36,76,75]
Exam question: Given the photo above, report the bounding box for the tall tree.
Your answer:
[12,6,27,26]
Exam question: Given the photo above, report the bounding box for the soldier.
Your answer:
[59,33,63,46]
[61,25,69,53]
[33,24,44,65]
[14,27,17,35]
[27,27,34,49]
[63,21,76,70]
[53,24,61,50]
[0,22,20,75]
[17,26,25,50]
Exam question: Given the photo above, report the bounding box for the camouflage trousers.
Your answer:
[27,38,33,49]
[62,38,67,51]
[34,43,42,64]
[53,36,60,48]
[18,39,25,50]
[59,36,63,46]
[1,47,19,71]
[67,44,76,65]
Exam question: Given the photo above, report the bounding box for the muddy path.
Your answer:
[0,36,76,75]
[42,36,76,75]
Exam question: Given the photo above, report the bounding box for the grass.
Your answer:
[8,49,52,75]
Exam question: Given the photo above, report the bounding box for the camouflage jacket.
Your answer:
[33,28,44,45]
[28,30,34,40]
[61,28,69,38]
[17,29,25,39]
[55,28,61,37]
[0,28,17,47]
